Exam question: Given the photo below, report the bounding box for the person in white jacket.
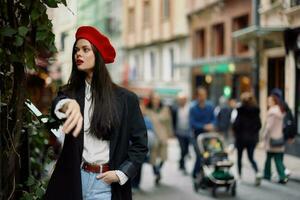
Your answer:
[263,94,288,184]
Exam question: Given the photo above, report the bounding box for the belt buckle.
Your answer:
[99,164,103,173]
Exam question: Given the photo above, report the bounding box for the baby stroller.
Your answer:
[194,132,236,197]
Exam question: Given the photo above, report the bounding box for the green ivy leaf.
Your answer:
[43,0,58,8]
[36,31,48,41]
[0,27,17,37]
[26,176,35,187]
[11,54,22,63]
[14,35,24,46]
[36,187,45,197]
[31,9,41,21]
[18,26,29,37]
[25,48,36,69]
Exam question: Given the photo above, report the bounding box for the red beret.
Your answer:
[75,26,116,64]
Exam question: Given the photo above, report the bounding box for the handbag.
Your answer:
[270,137,285,147]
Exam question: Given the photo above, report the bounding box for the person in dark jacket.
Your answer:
[44,26,148,200]
[233,92,262,185]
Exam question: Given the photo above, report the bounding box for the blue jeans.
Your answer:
[81,169,111,200]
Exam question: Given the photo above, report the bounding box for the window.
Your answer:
[162,0,170,20]
[60,32,67,51]
[291,0,300,7]
[170,48,174,79]
[143,1,151,28]
[150,51,155,79]
[233,15,249,53]
[195,29,205,58]
[212,23,225,56]
[128,8,135,33]
[105,17,113,34]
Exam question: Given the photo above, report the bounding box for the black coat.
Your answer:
[233,105,261,145]
[44,85,148,200]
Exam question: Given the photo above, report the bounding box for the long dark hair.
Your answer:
[68,41,119,140]
[270,94,285,113]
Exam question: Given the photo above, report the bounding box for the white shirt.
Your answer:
[54,81,128,185]
[177,104,189,130]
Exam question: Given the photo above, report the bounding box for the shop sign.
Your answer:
[202,63,235,74]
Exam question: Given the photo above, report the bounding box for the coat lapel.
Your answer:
[75,84,85,156]
[109,88,125,161]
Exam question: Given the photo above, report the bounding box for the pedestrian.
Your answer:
[232,92,262,185]
[44,26,148,200]
[263,94,288,184]
[214,96,232,141]
[132,98,158,192]
[189,86,215,181]
[171,92,191,174]
[270,88,296,177]
[147,92,173,185]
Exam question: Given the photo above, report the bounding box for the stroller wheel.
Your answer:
[226,185,230,192]
[193,181,199,192]
[231,182,236,196]
[212,185,217,197]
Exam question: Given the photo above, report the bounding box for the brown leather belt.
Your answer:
[81,162,110,173]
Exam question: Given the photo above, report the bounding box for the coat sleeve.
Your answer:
[118,93,148,178]
[51,88,70,120]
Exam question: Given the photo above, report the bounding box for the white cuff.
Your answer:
[54,99,72,119]
[115,170,129,185]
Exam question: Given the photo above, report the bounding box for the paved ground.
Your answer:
[133,138,300,200]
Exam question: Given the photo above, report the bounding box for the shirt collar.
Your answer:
[85,80,91,97]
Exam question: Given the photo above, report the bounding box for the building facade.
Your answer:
[49,0,78,84]
[50,0,123,84]
[233,0,300,156]
[185,0,254,104]
[122,0,191,99]
[77,0,123,83]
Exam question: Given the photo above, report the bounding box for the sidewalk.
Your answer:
[134,138,300,200]
[255,143,300,182]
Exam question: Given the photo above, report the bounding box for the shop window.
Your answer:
[212,23,225,56]
[233,15,249,53]
[195,29,205,58]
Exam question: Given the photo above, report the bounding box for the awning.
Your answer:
[154,87,182,96]
[232,25,287,41]
[174,56,253,69]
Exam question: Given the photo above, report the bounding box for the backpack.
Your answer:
[283,102,297,140]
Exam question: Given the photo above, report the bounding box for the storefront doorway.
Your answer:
[295,51,300,135]
[267,57,285,97]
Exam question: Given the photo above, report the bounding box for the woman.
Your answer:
[233,92,262,185]
[263,94,288,184]
[147,92,173,185]
[44,26,148,200]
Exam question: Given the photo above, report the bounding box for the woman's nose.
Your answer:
[76,50,82,57]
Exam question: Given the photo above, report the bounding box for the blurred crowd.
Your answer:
[131,86,297,192]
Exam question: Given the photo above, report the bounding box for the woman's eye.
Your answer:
[84,48,90,52]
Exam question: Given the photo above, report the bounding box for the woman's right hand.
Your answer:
[61,99,83,137]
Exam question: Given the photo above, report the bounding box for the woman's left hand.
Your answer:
[96,171,120,184]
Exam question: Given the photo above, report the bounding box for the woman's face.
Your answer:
[151,94,161,108]
[74,39,95,76]
[267,96,275,107]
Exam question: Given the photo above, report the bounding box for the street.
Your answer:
[134,139,300,200]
